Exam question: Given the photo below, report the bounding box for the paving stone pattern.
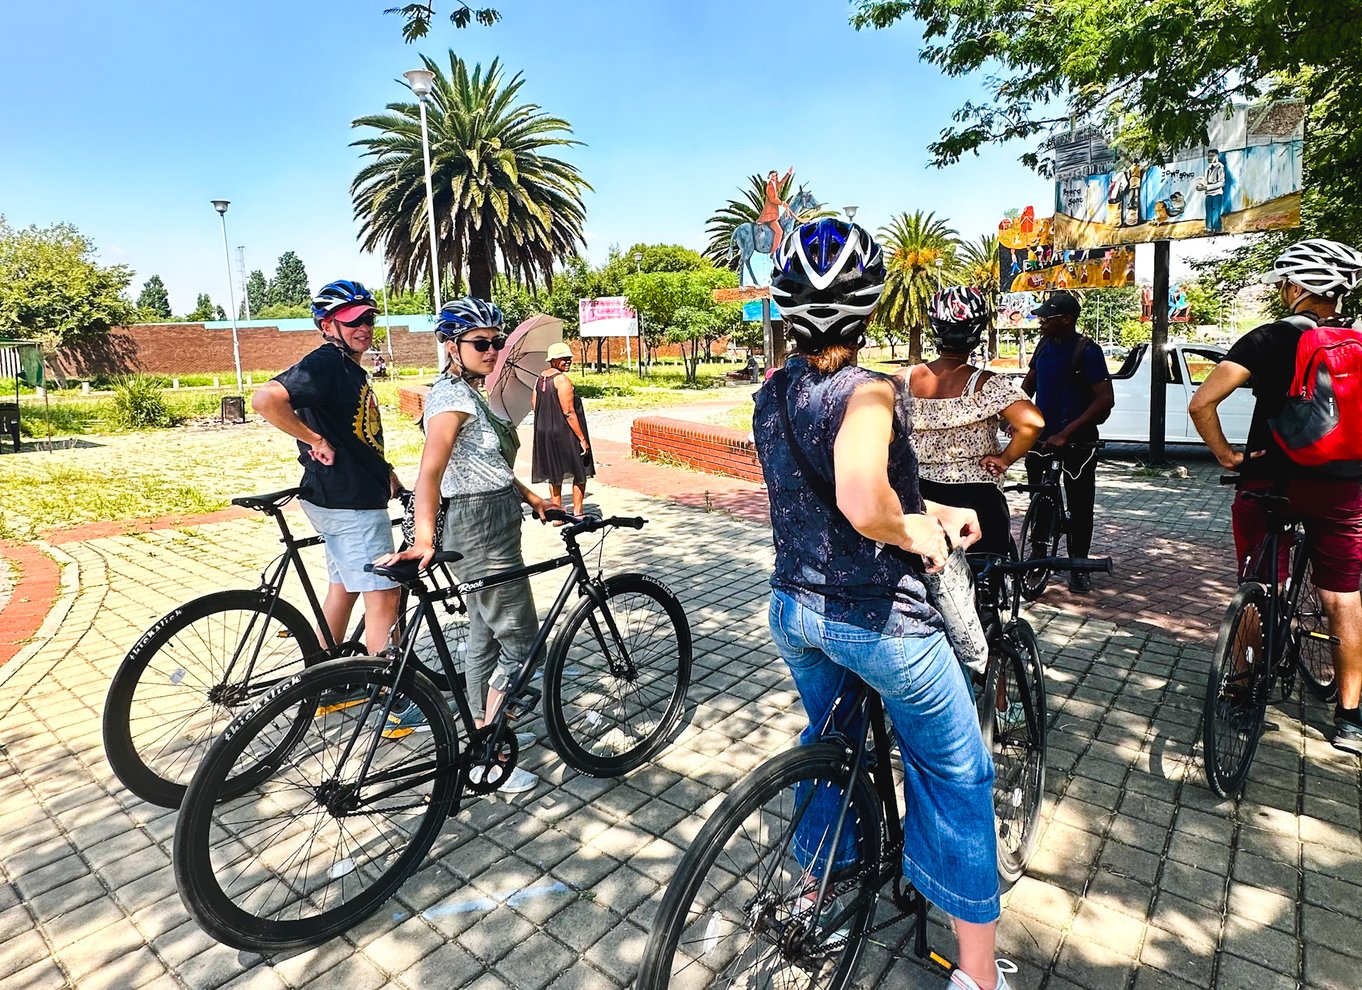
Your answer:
[1,473,1360,990]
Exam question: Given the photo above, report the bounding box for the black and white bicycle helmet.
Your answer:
[435,296,505,341]
[928,286,991,354]
[1259,238,1362,300]
[770,219,885,350]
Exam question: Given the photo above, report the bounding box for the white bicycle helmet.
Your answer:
[770,219,886,350]
[435,297,505,341]
[1259,238,1362,300]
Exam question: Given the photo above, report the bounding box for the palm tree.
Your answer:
[703,173,831,270]
[351,53,590,302]
[877,211,960,363]
[955,232,1001,359]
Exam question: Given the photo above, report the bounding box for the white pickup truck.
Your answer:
[1099,341,1253,446]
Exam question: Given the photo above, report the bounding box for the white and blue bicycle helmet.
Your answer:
[770,219,885,351]
[435,297,505,341]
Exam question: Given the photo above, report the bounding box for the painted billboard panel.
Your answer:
[998,205,1135,294]
[1053,102,1303,249]
[578,297,638,338]
[998,292,1040,331]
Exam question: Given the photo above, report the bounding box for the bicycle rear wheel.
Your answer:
[544,574,691,777]
[981,620,1047,884]
[637,745,883,990]
[1018,495,1060,600]
[103,590,322,808]
[173,659,456,951]
[1202,584,1269,798]
[1290,559,1338,702]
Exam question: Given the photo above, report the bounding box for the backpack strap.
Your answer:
[773,370,842,516]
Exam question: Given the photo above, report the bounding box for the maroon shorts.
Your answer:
[1231,478,1362,592]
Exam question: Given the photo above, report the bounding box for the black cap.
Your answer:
[1032,291,1081,319]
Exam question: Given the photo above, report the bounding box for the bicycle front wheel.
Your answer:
[981,620,1047,884]
[173,659,457,952]
[103,590,322,808]
[1018,495,1059,600]
[637,745,883,990]
[1290,559,1338,702]
[1202,584,1269,798]
[544,574,691,777]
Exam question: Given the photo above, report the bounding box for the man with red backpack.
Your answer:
[1189,238,1362,754]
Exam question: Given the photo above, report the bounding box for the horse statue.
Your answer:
[728,186,821,286]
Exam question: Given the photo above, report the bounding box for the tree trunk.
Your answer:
[467,232,494,301]
[988,324,999,366]
[909,325,923,364]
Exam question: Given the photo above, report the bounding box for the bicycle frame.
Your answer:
[1239,507,1313,702]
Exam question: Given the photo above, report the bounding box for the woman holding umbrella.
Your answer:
[376,296,547,795]
[531,342,594,520]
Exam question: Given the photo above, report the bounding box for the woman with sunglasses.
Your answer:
[252,279,403,659]
[377,296,548,794]
[531,341,594,521]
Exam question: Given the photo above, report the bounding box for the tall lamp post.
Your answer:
[632,250,644,375]
[404,68,443,312]
[843,205,858,222]
[210,200,244,394]
[934,255,944,289]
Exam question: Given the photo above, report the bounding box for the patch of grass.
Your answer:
[710,405,754,434]
[112,376,176,429]
[0,463,225,537]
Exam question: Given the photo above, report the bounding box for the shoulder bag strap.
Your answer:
[774,370,843,517]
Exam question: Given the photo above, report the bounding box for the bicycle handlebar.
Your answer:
[973,554,1113,576]
[543,507,647,538]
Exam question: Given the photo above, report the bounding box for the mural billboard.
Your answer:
[578,297,638,338]
[998,292,1040,331]
[730,169,822,288]
[1140,284,1192,324]
[998,205,1136,294]
[1053,102,1304,248]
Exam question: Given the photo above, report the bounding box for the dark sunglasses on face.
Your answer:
[338,313,376,328]
[460,335,508,353]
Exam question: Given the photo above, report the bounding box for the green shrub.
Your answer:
[112,375,177,429]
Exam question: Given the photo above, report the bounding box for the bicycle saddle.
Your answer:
[364,550,465,584]
[231,488,306,512]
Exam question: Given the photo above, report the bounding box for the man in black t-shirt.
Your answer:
[252,280,402,658]
[1189,239,1362,755]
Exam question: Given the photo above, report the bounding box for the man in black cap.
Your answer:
[1021,291,1115,592]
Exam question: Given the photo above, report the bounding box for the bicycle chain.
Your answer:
[461,724,522,796]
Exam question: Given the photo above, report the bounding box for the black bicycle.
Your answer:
[1202,478,1338,798]
[172,510,691,952]
[1011,441,1104,599]
[637,554,1108,989]
[102,487,464,808]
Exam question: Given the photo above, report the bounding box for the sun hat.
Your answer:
[546,342,573,361]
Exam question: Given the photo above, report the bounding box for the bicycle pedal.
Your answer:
[504,687,542,720]
[1304,631,1341,645]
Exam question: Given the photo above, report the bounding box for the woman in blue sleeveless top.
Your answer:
[754,220,1010,990]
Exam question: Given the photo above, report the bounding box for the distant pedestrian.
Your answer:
[531,341,594,519]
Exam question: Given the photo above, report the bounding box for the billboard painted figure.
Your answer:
[1053,102,1303,248]
[998,205,1135,294]
[1140,284,1192,323]
[728,172,822,287]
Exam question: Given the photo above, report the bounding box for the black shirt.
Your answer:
[273,344,393,508]
[1225,318,1362,480]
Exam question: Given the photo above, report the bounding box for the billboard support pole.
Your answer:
[1149,239,1171,466]
[762,298,774,373]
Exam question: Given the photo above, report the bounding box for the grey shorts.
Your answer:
[300,501,397,593]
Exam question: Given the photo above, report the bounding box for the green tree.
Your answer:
[389,2,502,42]
[624,266,738,382]
[254,302,313,320]
[850,1,1362,244]
[243,269,268,318]
[352,52,590,302]
[377,282,436,315]
[0,218,134,351]
[954,233,1001,357]
[878,211,960,363]
[1077,286,1142,345]
[269,251,310,307]
[186,293,216,322]
[136,274,172,321]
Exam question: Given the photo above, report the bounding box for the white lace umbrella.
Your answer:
[486,313,565,426]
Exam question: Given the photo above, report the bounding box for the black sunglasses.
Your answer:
[459,335,508,353]
[338,313,376,328]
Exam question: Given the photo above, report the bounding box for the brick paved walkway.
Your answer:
[1,459,1360,989]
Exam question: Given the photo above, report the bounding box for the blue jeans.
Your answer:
[769,589,1000,924]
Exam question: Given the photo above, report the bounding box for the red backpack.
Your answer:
[1270,315,1362,466]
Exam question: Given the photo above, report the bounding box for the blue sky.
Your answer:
[4,0,1182,315]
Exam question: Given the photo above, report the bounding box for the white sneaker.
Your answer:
[949,959,1018,990]
[468,764,540,794]
[514,730,537,750]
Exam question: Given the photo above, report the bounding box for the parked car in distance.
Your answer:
[1102,342,1251,445]
[1101,343,1128,360]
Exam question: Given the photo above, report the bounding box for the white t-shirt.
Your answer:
[423,375,514,497]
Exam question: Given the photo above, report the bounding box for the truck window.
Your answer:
[1184,349,1222,386]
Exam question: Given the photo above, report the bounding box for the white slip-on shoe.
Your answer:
[949,959,1018,989]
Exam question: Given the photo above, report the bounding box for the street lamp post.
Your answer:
[210,200,244,394]
[934,256,944,289]
[632,251,644,375]
[843,205,858,222]
[404,69,443,313]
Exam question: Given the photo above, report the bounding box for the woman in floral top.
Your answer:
[902,287,1044,557]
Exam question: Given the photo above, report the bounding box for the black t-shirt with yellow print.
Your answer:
[274,343,392,509]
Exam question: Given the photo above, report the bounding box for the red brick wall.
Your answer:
[631,416,763,483]
[57,322,444,378]
[399,385,429,422]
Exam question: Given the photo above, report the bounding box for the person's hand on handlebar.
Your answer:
[524,490,551,523]
[374,541,434,572]
[1040,430,1070,452]
[1217,448,1266,471]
